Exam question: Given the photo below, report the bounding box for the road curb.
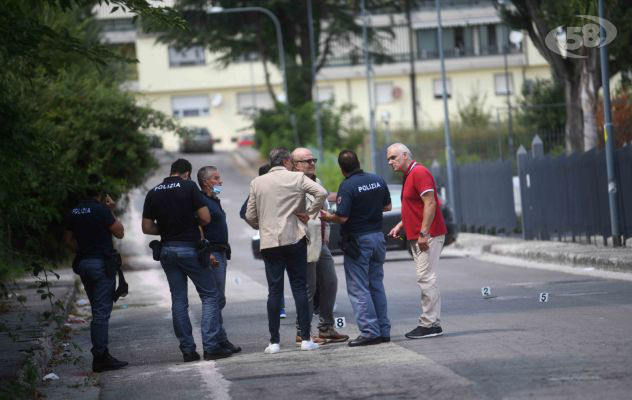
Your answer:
[486,245,632,273]
[454,233,632,274]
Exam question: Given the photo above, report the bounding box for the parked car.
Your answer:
[146,133,163,149]
[180,127,217,153]
[250,184,458,259]
[237,134,255,147]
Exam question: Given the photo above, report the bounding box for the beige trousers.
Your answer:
[409,235,445,328]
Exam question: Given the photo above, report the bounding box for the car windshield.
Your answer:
[187,128,210,138]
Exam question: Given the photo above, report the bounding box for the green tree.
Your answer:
[517,78,566,151]
[253,101,365,158]
[456,92,492,128]
[500,0,632,153]
[158,0,406,108]
[0,1,182,279]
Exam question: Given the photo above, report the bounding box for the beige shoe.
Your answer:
[318,327,350,343]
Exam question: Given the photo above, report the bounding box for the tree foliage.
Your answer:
[456,92,492,128]
[253,101,365,158]
[0,1,182,280]
[500,0,632,152]
[158,0,406,108]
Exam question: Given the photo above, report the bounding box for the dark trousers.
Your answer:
[77,258,115,357]
[261,238,310,343]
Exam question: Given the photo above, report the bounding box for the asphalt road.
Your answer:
[92,151,632,400]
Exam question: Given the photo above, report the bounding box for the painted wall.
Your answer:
[134,35,552,151]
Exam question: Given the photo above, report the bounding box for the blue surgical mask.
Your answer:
[212,185,223,195]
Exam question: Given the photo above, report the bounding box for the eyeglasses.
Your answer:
[296,158,318,165]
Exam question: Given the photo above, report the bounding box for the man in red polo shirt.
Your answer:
[386,143,447,339]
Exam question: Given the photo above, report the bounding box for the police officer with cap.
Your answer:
[320,150,392,347]
[142,158,231,362]
[64,174,128,372]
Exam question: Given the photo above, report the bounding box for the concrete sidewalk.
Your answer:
[0,268,78,399]
[455,233,632,273]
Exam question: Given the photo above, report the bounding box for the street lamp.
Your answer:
[207,6,299,146]
[361,0,378,173]
[307,0,324,165]
[436,0,458,221]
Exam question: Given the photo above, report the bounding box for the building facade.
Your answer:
[96,0,551,151]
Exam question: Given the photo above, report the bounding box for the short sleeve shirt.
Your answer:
[65,199,115,258]
[142,176,208,242]
[201,193,228,245]
[336,170,391,235]
[401,161,447,239]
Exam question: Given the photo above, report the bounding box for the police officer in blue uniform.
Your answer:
[64,175,128,372]
[197,165,241,354]
[321,150,392,347]
[142,159,232,362]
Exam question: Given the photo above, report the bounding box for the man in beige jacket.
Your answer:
[245,147,327,354]
[291,148,349,345]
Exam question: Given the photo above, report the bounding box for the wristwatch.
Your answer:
[420,231,430,238]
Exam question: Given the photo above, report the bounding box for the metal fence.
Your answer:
[518,139,632,244]
[453,160,517,233]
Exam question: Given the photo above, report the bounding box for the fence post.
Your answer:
[532,134,544,158]
[517,145,530,240]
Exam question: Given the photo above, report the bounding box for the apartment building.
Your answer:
[96,0,551,151]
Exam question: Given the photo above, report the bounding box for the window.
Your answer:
[417,29,437,59]
[494,73,514,95]
[236,91,274,114]
[168,46,205,67]
[375,82,394,104]
[433,78,452,99]
[171,95,210,118]
[316,86,334,102]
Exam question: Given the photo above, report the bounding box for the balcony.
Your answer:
[324,23,523,68]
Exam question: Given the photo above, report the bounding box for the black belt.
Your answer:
[162,241,197,248]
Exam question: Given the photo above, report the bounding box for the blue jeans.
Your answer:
[160,245,222,353]
[343,231,390,338]
[261,238,311,343]
[76,258,115,357]
[210,251,227,343]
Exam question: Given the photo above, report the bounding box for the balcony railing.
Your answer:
[323,24,522,68]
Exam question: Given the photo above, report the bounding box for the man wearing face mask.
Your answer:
[197,166,241,354]
[142,159,231,362]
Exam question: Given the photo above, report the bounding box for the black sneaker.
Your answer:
[405,325,443,339]
[203,347,233,360]
[182,351,201,362]
[380,336,391,343]
[92,352,128,373]
[220,340,242,354]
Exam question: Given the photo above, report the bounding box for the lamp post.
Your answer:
[307,0,324,164]
[207,6,299,146]
[436,0,457,219]
[598,0,622,247]
[361,0,378,173]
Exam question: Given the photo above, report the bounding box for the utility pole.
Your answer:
[361,0,378,172]
[404,0,419,131]
[307,0,324,163]
[598,0,622,247]
[436,0,458,219]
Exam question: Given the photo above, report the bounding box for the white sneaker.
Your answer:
[300,340,320,351]
[264,343,280,354]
